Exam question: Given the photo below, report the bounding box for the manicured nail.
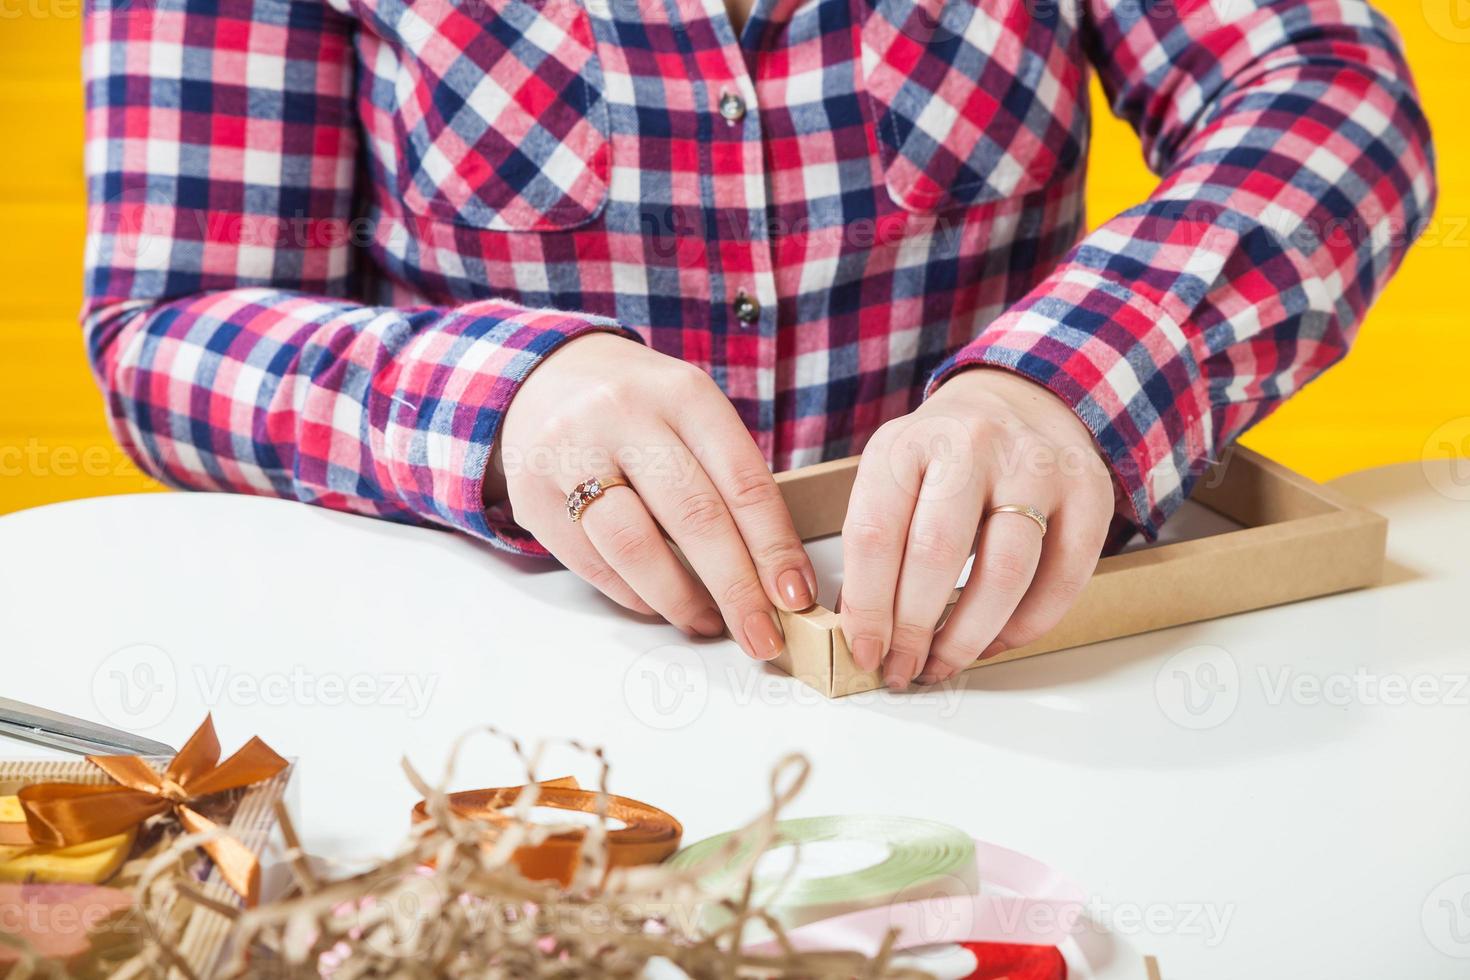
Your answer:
[693,609,726,638]
[979,640,1007,661]
[884,651,917,691]
[915,654,950,684]
[922,662,957,685]
[851,636,884,672]
[742,610,785,661]
[777,569,814,610]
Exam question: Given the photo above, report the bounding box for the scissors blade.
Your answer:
[0,697,176,756]
[0,719,145,756]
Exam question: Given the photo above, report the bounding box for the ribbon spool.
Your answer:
[410,776,682,887]
[670,815,978,932]
[671,815,1085,954]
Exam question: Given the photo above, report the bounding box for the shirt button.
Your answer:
[718,91,747,123]
[732,290,761,325]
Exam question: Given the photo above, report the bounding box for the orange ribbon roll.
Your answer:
[411,776,682,886]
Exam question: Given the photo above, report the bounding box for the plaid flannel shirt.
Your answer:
[82,0,1434,553]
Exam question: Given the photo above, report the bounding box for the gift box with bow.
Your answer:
[0,716,292,977]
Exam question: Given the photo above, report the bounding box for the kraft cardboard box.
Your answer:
[769,447,1387,699]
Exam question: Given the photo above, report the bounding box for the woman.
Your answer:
[82,0,1433,689]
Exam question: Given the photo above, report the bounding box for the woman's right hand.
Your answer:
[488,332,816,660]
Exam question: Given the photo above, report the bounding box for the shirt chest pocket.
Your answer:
[387,0,611,232]
[859,0,1088,213]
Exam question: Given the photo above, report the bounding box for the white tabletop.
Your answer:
[2,460,1467,979]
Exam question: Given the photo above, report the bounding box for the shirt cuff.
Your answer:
[926,268,1212,541]
[378,300,643,556]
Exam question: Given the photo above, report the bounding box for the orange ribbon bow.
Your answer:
[16,715,287,905]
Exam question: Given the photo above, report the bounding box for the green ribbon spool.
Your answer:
[670,815,978,932]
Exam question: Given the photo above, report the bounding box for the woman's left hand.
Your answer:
[840,368,1116,689]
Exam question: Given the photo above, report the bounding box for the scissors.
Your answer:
[0,696,176,756]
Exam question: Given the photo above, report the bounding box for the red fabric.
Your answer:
[960,942,1067,980]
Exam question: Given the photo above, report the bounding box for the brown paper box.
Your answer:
[768,447,1387,698]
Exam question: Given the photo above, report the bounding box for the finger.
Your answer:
[883,469,985,690]
[578,481,725,638]
[670,373,816,612]
[630,432,785,661]
[919,498,1046,684]
[839,424,923,673]
[517,491,657,618]
[989,503,1108,653]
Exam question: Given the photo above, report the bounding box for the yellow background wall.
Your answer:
[0,2,1464,515]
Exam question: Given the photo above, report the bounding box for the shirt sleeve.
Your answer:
[82,0,638,555]
[927,0,1436,540]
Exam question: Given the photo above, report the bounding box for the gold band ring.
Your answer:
[988,503,1049,537]
[566,476,631,523]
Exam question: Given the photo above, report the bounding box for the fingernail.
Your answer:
[884,652,915,691]
[693,609,726,638]
[925,662,957,685]
[742,610,785,661]
[777,569,814,611]
[979,640,1007,661]
[851,636,884,672]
